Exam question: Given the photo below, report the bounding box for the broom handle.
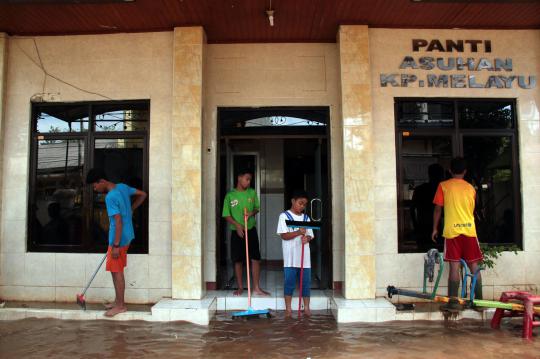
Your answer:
[244,208,251,308]
[82,254,107,295]
[298,241,305,316]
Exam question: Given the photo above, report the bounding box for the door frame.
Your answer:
[216,106,333,290]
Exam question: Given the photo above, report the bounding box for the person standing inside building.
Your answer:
[411,163,445,252]
[86,168,147,317]
[222,169,269,297]
[431,157,483,310]
[276,190,314,317]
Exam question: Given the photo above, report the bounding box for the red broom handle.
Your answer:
[298,241,305,316]
[244,208,251,308]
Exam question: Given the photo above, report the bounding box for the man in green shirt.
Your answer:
[222,169,269,296]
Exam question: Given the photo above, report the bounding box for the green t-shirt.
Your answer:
[222,188,260,230]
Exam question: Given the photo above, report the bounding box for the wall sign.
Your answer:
[380,39,536,89]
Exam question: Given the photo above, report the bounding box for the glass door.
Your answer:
[284,138,331,289]
[306,139,331,289]
[220,148,260,289]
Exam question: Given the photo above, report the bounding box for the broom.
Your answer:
[76,254,107,310]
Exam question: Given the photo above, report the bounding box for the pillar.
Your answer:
[171,27,206,299]
[338,25,376,299]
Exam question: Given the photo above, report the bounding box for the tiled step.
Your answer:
[151,297,217,325]
[208,290,331,311]
[330,296,496,323]
[1,294,493,325]
[0,307,152,321]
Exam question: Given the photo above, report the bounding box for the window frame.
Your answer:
[395,97,522,253]
[28,100,150,253]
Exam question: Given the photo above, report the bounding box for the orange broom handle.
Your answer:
[298,241,305,317]
[244,208,251,308]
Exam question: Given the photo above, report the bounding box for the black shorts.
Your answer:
[231,227,261,263]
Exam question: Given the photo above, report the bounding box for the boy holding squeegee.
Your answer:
[276,190,315,317]
[222,169,269,297]
[86,168,147,317]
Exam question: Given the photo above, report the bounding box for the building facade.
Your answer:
[0,26,538,312]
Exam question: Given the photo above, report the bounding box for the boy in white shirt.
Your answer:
[276,190,314,317]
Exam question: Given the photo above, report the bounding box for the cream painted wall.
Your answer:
[202,43,344,284]
[369,29,540,300]
[0,33,7,257]
[0,32,173,303]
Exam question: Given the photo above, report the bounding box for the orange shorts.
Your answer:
[106,245,129,272]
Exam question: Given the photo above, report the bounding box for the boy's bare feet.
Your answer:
[285,310,292,318]
[103,301,115,310]
[303,308,311,317]
[233,289,243,296]
[104,306,127,317]
[253,288,270,296]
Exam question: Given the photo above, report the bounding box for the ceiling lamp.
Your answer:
[266,0,274,27]
[266,9,275,26]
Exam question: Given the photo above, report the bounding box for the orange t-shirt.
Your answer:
[433,178,477,239]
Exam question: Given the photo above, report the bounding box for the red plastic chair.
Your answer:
[491,291,540,340]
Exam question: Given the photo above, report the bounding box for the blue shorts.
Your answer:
[284,267,311,297]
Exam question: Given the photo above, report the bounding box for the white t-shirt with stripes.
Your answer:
[276,210,314,268]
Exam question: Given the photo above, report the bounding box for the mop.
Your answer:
[76,254,107,310]
[232,208,271,319]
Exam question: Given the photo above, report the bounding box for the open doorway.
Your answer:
[217,107,332,293]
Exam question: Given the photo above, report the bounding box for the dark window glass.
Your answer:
[395,99,521,253]
[29,101,149,253]
[458,101,514,129]
[397,101,454,127]
[92,138,146,253]
[464,136,516,245]
[35,105,89,133]
[244,116,326,127]
[31,139,85,247]
[94,103,149,132]
[399,135,452,253]
[219,107,329,136]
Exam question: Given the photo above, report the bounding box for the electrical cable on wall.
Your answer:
[13,37,113,101]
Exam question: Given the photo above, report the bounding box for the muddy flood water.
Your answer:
[1,312,539,358]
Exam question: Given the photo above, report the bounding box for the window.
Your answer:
[219,107,328,136]
[28,101,149,253]
[397,100,454,127]
[395,99,521,253]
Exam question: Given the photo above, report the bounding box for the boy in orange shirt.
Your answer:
[431,157,483,310]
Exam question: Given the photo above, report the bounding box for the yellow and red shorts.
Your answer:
[444,235,483,263]
[106,245,129,272]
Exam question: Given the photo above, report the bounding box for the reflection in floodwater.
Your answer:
[1,313,539,358]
